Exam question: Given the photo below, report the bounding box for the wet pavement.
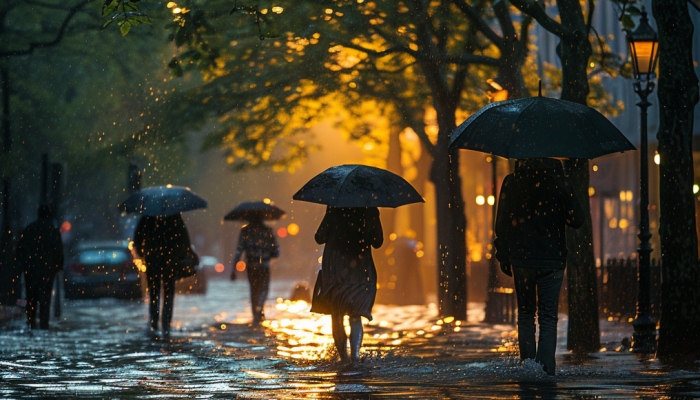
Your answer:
[1,279,700,399]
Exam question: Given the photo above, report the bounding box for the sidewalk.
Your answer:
[1,280,698,398]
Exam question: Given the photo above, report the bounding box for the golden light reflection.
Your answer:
[249,296,517,363]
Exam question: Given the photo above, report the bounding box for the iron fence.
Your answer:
[485,257,662,324]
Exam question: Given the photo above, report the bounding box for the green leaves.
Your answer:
[102,0,152,36]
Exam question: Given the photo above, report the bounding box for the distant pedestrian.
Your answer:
[312,206,383,366]
[134,213,194,339]
[495,158,585,376]
[231,217,279,325]
[15,205,64,330]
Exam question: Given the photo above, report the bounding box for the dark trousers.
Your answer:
[246,263,270,323]
[147,274,176,332]
[24,274,54,329]
[513,267,564,375]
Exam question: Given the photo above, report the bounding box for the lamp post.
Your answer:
[483,79,508,324]
[626,7,659,354]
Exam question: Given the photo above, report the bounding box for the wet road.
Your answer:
[2,279,700,399]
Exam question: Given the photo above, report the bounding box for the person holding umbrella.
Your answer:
[230,215,280,325]
[313,206,383,366]
[494,158,585,375]
[134,213,196,339]
[293,164,423,366]
[122,185,206,340]
[449,86,636,375]
[225,201,284,325]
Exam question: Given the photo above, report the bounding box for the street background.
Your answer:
[1,278,700,399]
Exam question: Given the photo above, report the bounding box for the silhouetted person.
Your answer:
[134,214,193,339]
[231,217,279,325]
[312,206,383,366]
[15,205,64,329]
[495,158,584,375]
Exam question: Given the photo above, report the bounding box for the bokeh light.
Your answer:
[287,223,299,236]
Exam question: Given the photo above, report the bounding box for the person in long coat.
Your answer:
[15,205,64,330]
[312,206,383,365]
[231,217,279,325]
[494,158,585,375]
[134,213,193,338]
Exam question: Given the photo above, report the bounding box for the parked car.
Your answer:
[64,240,142,300]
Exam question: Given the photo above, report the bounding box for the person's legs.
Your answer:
[348,316,363,365]
[247,264,267,324]
[37,278,53,329]
[331,314,348,362]
[147,273,161,331]
[24,275,37,329]
[161,277,176,337]
[534,269,564,375]
[257,266,270,321]
[513,267,537,361]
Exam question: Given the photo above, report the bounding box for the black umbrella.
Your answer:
[118,185,208,216]
[224,201,286,221]
[449,92,636,159]
[293,164,424,208]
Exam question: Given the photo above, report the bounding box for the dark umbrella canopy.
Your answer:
[119,185,207,216]
[449,95,636,159]
[224,201,286,221]
[293,164,424,208]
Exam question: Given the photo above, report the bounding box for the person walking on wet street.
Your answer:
[15,205,64,330]
[494,158,585,376]
[231,216,280,325]
[134,213,195,339]
[311,206,383,366]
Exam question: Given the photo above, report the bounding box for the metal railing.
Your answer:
[483,256,662,325]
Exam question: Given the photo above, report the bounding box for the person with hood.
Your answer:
[231,217,279,325]
[134,213,194,339]
[494,158,585,376]
[311,206,383,366]
[15,205,64,330]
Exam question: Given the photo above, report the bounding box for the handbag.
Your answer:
[310,269,333,314]
[173,248,199,281]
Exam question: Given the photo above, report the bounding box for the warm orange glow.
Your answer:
[60,221,72,233]
[287,223,299,236]
[214,263,225,273]
[133,258,147,273]
[236,261,246,272]
[277,227,288,238]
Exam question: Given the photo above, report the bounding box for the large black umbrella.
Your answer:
[224,201,286,221]
[293,164,424,208]
[119,185,208,216]
[449,93,636,159]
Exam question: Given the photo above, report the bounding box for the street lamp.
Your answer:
[626,6,659,354]
[483,78,508,324]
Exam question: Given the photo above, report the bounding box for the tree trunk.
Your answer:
[0,63,18,305]
[557,0,601,354]
[652,0,700,364]
[431,132,468,320]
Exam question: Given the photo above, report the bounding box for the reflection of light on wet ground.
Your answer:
[2,280,700,399]
[259,296,520,363]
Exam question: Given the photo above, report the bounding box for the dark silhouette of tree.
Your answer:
[651,0,700,364]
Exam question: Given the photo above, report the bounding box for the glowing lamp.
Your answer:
[626,8,659,82]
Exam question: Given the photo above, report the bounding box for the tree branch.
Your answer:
[509,0,570,38]
[451,0,506,49]
[0,0,90,58]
